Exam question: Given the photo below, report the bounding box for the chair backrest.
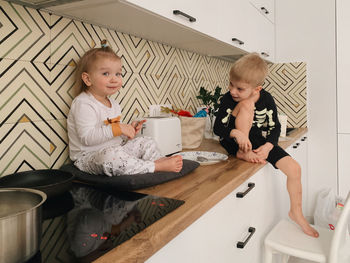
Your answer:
[329,191,350,263]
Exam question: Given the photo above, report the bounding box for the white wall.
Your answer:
[275,0,337,215]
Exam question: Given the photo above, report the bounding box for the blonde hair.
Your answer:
[229,53,268,87]
[74,42,121,95]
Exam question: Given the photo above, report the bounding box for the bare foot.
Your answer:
[289,211,319,238]
[236,150,266,164]
[154,155,183,172]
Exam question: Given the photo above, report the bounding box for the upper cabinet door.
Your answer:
[121,0,219,38]
[218,0,256,52]
[250,0,275,23]
[250,5,275,61]
[218,0,275,61]
[336,0,350,133]
[47,0,275,62]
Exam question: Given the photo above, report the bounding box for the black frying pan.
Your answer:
[0,169,75,198]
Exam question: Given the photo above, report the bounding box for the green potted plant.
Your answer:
[196,86,223,138]
[196,86,223,116]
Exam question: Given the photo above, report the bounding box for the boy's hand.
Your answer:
[120,123,136,139]
[253,142,273,160]
[230,129,252,152]
[131,120,146,134]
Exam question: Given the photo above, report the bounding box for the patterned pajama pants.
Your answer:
[74,136,163,176]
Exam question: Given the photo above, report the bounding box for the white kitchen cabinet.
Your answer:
[46,0,244,58]
[250,0,275,23]
[120,0,218,38]
[147,166,281,263]
[250,5,275,61]
[336,0,350,134]
[338,134,350,198]
[218,0,253,51]
[218,0,275,61]
[128,0,275,60]
[47,0,275,61]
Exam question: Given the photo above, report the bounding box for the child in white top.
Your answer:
[67,41,183,176]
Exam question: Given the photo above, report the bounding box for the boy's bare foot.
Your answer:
[236,150,266,164]
[289,211,319,238]
[155,155,183,172]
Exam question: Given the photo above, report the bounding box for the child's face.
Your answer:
[228,79,260,102]
[82,57,122,98]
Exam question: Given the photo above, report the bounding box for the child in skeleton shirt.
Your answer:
[213,53,319,238]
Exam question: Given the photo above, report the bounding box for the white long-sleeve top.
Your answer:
[67,92,124,161]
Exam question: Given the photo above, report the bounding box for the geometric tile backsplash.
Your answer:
[265,62,307,128]
[0,0,306,176]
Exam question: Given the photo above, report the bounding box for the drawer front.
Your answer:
[147,171,262,263]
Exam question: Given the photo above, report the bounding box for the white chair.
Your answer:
[264,191,350,263]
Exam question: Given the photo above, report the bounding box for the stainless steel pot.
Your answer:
[0,188,47,263]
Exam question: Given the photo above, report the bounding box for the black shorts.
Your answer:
[220,137,289,169]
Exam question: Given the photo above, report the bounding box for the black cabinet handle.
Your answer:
[293,145,298,148]
[261,52,269,57]
[237,227,256,249]
[173,10,196,22]
[236,183,255,198]
[232,38,244,45]
[301,136,307,141]
[260,7,269,14]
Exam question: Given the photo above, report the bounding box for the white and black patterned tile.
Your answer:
[0,1,51,63]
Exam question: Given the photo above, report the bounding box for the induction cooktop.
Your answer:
[35,184,184,263]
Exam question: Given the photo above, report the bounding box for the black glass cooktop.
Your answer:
[35,184,184,263]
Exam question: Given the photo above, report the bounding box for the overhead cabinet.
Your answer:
[123,0,275,61]
[46,0,275,61]
[250,0,275,23]
[246,2,275,60]
[119,0,219,38]
[219,0,255,52]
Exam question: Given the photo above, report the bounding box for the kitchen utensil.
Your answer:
[0,169,74,198]
[0,188,46,263]
[176,151,228,165]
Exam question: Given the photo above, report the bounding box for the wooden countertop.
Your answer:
[95,128,307,263]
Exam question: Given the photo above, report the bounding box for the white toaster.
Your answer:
[140,117,182,156]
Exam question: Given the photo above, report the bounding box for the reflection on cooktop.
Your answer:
[40,184,184,263]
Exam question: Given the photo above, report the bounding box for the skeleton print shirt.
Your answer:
[213,89,281,146]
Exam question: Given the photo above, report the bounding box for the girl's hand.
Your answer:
[132,120,146,134]
[253,143,273,160]
[120,123,136,139]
